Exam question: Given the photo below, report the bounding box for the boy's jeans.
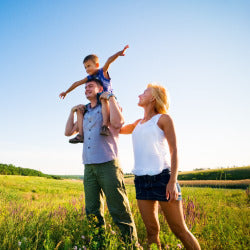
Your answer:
[83,159,137,242]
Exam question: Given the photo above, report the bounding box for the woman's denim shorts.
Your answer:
[134,169,182,201]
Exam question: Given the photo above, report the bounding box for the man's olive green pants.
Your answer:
[84,159,137,242]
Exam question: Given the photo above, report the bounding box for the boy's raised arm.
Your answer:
[102,45,129,73]
[59,77,88,99]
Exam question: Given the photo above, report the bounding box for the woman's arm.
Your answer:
[120,119,141,134]
[158,114,179,201]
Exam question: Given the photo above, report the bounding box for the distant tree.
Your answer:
[0,163,61,179]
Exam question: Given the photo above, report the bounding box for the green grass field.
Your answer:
[178,166,250,181]
[0,175,249,249]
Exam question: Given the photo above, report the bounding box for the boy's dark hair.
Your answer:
[86,78,103,87]
[83,54,99,64]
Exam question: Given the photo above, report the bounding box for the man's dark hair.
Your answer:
[86,78,103,87]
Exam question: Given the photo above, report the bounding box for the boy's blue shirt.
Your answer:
[87,68,113,92]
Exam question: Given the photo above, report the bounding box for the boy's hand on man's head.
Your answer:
[59,92,67,99]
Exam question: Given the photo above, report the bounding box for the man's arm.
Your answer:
[109,96,124,129]
[64,106,81,136]
[102,45,129,76]
[100,92,124,129]
[59,77,88,99]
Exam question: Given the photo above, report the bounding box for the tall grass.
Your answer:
[0,175,249,249]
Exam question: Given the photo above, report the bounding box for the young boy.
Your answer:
[59,45,129,143]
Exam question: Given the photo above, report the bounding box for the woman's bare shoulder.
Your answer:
[158,114,174,130]
[158,114,172,123]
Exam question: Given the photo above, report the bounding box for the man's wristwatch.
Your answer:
[107,93,116,100]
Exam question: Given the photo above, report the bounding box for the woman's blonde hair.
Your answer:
[147,83,170,114]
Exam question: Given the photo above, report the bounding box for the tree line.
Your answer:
[0,163,61,179]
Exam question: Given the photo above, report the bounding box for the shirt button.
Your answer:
[88,146,90,149]
[89,129,91,131]
[88,138,90,140]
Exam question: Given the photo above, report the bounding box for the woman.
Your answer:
[120,83,200,249]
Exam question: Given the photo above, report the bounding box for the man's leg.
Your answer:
[97,160,138,243]
[84,165,105,226]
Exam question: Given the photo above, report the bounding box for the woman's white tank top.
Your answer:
[132,114,170,176]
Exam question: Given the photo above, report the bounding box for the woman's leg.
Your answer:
[137,200,161,249]
[159,200,201,250]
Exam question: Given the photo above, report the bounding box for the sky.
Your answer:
[0,0,249,175]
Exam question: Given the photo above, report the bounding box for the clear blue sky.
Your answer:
[0,0,249,175]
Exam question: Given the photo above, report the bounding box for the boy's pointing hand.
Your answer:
[120,45,129,56]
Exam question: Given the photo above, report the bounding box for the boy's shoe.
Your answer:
[100,125,111,136]
[69,134,84,144]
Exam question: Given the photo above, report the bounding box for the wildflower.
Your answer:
[82,246,87,250]
[165,244,170,248]
[73,246,77,250]
[177,243,182,248]
[18,241,21,246]
[135,242,141,248]
[81,235,85,239]
[111,230,116,235]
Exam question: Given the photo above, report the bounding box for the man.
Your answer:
[65,79,137,244]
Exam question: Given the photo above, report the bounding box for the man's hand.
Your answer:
[59,92,67,99]
[71,104,85,113]
[99,91,111,100]
[119,45,129,56]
